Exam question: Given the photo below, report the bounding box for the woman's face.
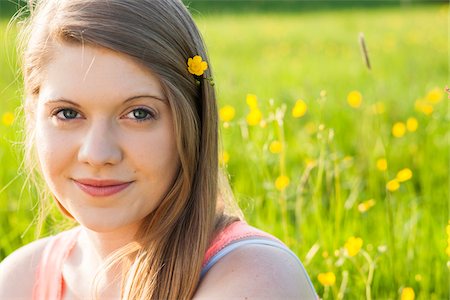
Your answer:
[35,44,180,232]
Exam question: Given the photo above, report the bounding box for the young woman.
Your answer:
[0,0,317,299]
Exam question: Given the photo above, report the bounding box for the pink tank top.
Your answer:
[32,221,285,299]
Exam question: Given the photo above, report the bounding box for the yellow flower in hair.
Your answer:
[187,55,208,76]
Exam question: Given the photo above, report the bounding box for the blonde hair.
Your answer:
[19,0,240,298]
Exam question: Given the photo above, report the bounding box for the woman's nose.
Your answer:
[77,122,122,167]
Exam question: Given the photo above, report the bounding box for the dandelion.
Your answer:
[269,140,283,154]
[425,87,443,104]
[344,236,363,257]
[292,99,307,118]
[376,158,388,171]
[415,99,433,116]
[317,272,336,287]
[400,287,415,300]
[187,55,208,76]
[246,109,262,126]
[386,179,400,192]
[2,112,14,126]
[246,94,259,110]
[358,199,376,213]
[275,175,290,191]
[347,90,362,108]
[392,122,406,138]
[406,117,418,132]
[396,168,413,182]
[219,105,236,122]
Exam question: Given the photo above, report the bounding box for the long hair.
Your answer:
[19,0,239,298]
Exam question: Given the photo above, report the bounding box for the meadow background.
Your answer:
[0,1,448,299]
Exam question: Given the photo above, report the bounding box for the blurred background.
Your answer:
[0,0,448,299]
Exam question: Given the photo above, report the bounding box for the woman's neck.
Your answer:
[62,223,141,299]
[79,223,140,260]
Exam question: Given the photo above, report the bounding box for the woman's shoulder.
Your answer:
[0,236,51,299]
[195,223,317,299]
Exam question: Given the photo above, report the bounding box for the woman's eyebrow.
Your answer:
[44,95,168,106]
[124,95,168,103]
[44,98,81,107]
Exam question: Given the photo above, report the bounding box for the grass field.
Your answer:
[0,4,449,299]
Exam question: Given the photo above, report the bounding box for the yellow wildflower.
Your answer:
[358,199,376,213]
[219,105,236,122]
[392,122,406,138]
[322,251,329,258]
[275,175,290,191]
[246,94,259,110]
[396,168,413,182]
[317,272,336,287]
[406,117,418,132]
[344,236,363,257]
[425,87,443,104]
[246,109,262,126]
[2,112,14,126]
[187,55,208,76]
[219,151,230,165]
[376,158,388,171]
[415,99,433,116]
[400,287,415,300]
[292,99,307,118]
[347,90,362,108]
[269,140,283,154]
[386,179,400,192]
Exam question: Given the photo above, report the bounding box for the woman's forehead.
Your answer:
[39,43,165,104]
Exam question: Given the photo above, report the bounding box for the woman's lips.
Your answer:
[73,179,133,197]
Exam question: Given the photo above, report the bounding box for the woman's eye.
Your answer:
[55,108,80,120]
[126,108,155,121]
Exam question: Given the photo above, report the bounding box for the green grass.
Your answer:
[1,4,449,299]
